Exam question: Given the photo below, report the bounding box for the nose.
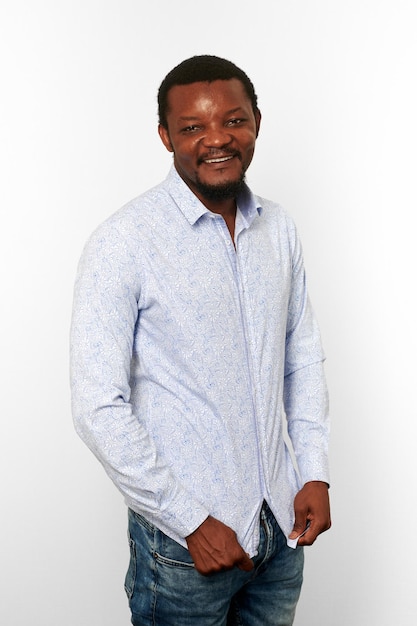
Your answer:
[202,124,232,148]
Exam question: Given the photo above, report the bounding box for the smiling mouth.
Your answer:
[198,149,242,166]
[203,155,235,164]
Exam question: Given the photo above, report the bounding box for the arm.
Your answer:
[285,364,331,546]
[70,222,209,539]
[284,219,331,545]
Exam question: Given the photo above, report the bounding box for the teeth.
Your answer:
[205,156,234,164]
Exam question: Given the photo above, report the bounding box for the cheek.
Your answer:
[242,136,257,156]
[175,140,199,162]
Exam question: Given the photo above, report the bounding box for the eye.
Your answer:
[226,118,245,127]
[181,125,201,133]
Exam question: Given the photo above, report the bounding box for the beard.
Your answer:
[194,169,246,202]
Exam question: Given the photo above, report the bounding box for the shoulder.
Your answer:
[106,179,171,231]
[252,192,299,241]
[83,179,172,253]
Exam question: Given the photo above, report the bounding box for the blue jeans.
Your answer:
[125,502,304,626]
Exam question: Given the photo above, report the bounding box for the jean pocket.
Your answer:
[154,530,195,569]
[154,551,195,569]
[124,533,137,599]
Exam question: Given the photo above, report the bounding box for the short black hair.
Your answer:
[158,55,259,128]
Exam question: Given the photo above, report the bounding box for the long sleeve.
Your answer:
[283,220,330,486]
[70,221,209,540]
[284,363,330,485]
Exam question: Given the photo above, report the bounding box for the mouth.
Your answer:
[198,151,241,166]
[203,155,235,164]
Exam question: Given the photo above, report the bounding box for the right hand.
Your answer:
[186,516,254,576]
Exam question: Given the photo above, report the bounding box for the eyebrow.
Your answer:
[177,107,246,122]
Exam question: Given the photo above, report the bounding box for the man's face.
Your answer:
[158,79,261,206]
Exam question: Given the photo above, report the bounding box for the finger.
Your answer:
[297,516,331,546]
[296,524,318,546]
[289,515,308,539]
[237,552,254,572]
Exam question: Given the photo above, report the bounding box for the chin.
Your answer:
[196,174,246,202]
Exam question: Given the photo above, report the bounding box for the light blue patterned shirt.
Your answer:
[70,166,329,557]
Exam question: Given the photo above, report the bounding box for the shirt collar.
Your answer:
[236,183,263,228]
[166,165,263,227]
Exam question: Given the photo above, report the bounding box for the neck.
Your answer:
[206,198,236,241]
[204,197,236,218]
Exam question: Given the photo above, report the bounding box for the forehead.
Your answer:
[166,79,252,117]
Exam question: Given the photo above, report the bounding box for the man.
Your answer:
[71,55,331,626]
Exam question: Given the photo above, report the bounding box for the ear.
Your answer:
[158,124,174,152]
[255,109,262,138]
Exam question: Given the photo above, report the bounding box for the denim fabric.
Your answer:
[125,502,304,626]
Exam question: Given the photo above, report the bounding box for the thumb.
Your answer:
[237,551,254,572]
[289,514,308,539]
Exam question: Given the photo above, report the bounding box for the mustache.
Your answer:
[197,149,242,165]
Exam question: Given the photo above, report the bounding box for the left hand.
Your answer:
[289,480,331,546]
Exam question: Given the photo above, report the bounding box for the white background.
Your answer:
[1,1,416,624]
